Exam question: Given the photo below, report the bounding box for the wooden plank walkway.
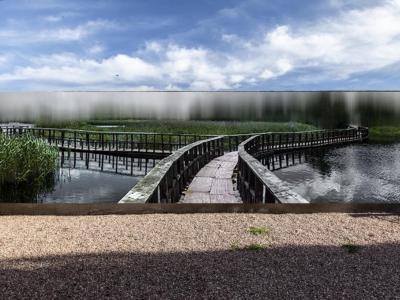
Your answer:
[181,152,241,203]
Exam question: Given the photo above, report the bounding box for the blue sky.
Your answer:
[0,0,399,90]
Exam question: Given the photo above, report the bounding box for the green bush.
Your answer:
[0,134,58,186]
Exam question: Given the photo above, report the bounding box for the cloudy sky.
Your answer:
[0,0,399,91]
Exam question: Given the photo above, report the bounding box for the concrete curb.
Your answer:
[1,203,400,215]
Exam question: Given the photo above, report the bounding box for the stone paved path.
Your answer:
[181,152,241,203]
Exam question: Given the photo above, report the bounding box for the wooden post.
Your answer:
[254,178,263,203]
[124,134,128,152]
[235,136,239,151]
[278,134,282,150]
[86,132,89,151]
[61,131,65,148]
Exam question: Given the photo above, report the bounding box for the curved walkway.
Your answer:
[181,152,241,203]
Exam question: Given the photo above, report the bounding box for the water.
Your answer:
[42,168,139,203]
[270,143,400,203]
[0,151,158,203]
[95,125,126,128]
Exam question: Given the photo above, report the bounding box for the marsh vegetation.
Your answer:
[36,119,317,135]
[0,134,59,201]
[0,134,58,185]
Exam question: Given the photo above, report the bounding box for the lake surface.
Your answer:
[0,152,157,203]
[270,143,400,203]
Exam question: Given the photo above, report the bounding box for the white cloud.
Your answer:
[144,41,163,53]
[43,11,80,23]
[0,54,160,85]
[44,15,62,22]
[0,19,117,44]
[1,0,400,89]
[87,45,105,55]
[42,20,117,41]
[0,56,8,65]
[221,0,400,83]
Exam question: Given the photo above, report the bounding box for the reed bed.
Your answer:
[36,120,317,135]
[0,134,58,186]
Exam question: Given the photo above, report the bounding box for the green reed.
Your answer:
[0,134,59,186]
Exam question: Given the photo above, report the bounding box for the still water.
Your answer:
[270,143,400,203]
[0,152,157,203]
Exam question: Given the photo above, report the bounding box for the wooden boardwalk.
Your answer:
[181,152,241,203]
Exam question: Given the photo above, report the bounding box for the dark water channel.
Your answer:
[0,151,158,203]
[264,143,400,203]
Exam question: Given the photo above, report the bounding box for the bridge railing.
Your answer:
[0,126,212,154]
[119,136,224,204]
[244,127,368,157]
[219,126,367,152]
[1,126,31,136]
[2,125,368,154]
[237,127,368,204]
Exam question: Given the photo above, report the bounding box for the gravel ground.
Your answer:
[0,213,399,299]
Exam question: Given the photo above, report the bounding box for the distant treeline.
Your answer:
[1,91,400,128]
[187,92,400,128]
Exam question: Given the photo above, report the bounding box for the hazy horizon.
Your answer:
[1,91,400,127]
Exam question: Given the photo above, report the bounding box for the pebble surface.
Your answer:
[0,213,399,299]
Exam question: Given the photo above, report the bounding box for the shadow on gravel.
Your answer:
[1,243,399,299]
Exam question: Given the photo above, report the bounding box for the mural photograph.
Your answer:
[1,1,399,299]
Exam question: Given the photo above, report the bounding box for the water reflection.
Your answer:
[0,151,158,203]
[60,151,158,177]
[268,143,400,203]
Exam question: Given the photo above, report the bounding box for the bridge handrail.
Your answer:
[0,125,213,137]
[0,126,213,154]
[119,136,224,203]
[222,126,369,152]
[1,125,369,153]
[238,136,309,204]
[0,125,369,137]
[31,128,212,138]
[237,127,368,204]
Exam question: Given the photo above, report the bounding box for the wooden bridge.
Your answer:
[1,124,368,204]
[120,126,368,204]
[1,126,213,159]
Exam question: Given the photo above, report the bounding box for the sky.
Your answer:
[0,0,399,91]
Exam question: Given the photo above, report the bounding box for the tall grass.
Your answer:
[0,134,58,186]
[36,119,317,135]
[369,126,400,142]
